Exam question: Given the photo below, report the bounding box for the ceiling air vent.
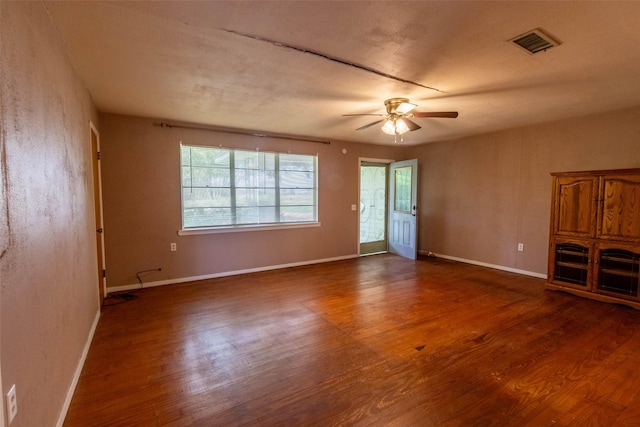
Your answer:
[509,28,560,54]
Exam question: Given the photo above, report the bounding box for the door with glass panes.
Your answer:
[359,162,388,255]
[359,159,418,259]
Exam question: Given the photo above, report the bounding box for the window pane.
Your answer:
[234,168,275,188]
[236,189,277,207]
[257,189,276,206]
[234,150,260,169]
[280,205,315,222]
[183,188,231,208]
[280,154,314,171]
[184,207,233,227]
[236,207,259,225]
[180,145,191,166]
[189,147,230,167]
[234,168,258,188]
[259,206,277,223]
[280,171,314,188]
[190,166,230,187]
[280,188,315,205]
[264,153,276,171]
[181,166,192,187]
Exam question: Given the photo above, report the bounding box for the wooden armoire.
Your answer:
[546,169,640,309]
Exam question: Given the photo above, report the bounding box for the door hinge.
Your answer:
[102,269,106,278]
[97,151,101,160]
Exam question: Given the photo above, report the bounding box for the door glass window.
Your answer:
[360,165,387,244]
[394,166,412,213]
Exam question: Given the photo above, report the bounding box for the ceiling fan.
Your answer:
[344,98,458,142]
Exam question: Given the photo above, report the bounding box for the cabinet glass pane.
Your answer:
[598,249,640,297]
[554,243,589,286]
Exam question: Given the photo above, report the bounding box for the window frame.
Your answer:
[179,144,319,234]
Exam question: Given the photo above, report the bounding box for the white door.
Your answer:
[388,159,418,259]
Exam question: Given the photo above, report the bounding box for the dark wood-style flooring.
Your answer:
[64,254,640,426]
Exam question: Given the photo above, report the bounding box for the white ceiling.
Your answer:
[45,1,640,146]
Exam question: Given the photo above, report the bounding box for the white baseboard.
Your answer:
[420,251,547,279]
[106,254,360,294]
[56,308,101,427]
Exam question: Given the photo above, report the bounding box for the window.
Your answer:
[180,144,317,229]
[393,166,412,213]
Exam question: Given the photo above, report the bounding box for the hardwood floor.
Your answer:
[64,254,640,426]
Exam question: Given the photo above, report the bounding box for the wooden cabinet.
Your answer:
[597,174,640,242]
[552,175,598,238]
[546,169,640,309]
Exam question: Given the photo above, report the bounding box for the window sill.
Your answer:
[178,221,321,236]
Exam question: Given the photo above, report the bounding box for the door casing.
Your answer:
[90,122,106,306]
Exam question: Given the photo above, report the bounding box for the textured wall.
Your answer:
[407,106,640,275]
[100,105,640,289]
[99,114,403,288]
[1,2,100,426]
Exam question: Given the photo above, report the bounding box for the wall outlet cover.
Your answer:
[6,384,17,423]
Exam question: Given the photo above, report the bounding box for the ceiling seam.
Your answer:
[221,29,445,93]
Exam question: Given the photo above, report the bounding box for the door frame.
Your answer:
[358,157,394,255]
[90,121,106,305]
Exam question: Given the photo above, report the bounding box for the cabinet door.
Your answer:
[552,176,598,238]
[594,243,640,301]
[548,238,593,291]
[598,174,640,242]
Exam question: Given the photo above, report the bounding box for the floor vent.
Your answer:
[510,28,560,54]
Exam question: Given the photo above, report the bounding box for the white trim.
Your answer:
[0,350,4,427]
[421,251,547,279]
[360,251,388,257]
[359,157,395,164]
[106,254,359,293]
[178,221,321,236]
[56,309,101,427]
[89,121,107,296]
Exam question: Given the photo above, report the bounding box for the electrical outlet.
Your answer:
[170,243,177,252]
[6,384,17,424]
[517,243,524,252]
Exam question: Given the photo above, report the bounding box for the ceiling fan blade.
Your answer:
[343,113,386,117]
[412,111,459,118]
[356,119,385,131]
[403,118,421,131]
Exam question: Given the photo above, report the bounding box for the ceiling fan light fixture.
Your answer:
[381,119,396,135]
[395,118,410,134]
[381,118,410,136]
[396,102,417,115]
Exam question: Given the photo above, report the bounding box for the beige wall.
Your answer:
[100,114,403,288]
[1,2,100,426]
[408,106,640,275]
[102,106,640,289]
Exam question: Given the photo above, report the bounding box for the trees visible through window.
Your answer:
[180,144,317,229]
